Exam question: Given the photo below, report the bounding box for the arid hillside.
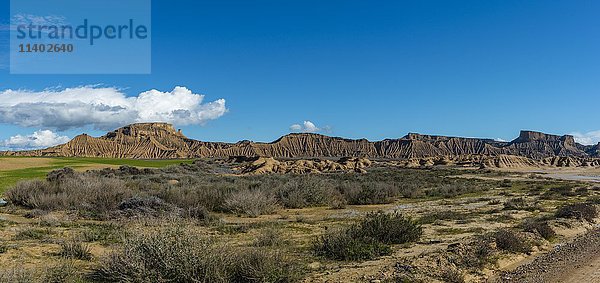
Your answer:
[1,123,599,161]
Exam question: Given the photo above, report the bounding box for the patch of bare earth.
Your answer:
[495,227,600,283]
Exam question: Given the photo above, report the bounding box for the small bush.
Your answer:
[225,189,278,217]
[6,175,132,219]
[42,261,83,283]
[93,227,300,282]
[0,267,38,283]
[340,183,395,205]
[183,205,220,224]
[503,197,540,211]
[358,212,422,244]
[459,240,495,268]
[230,249,301,282]
[117,196,180,218]
[522,219,556,241]
[440,268,465,283]
[275,177,335,208]
[4,180,48,207]
[493,229,532,253]
[0,242,8,254]
[418,211,468,224]
[556,203,598,222]
[58,239,92,260]
[313,228,392,261]
[313,212,421,261]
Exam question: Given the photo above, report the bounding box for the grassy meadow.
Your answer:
[0,157,194,194]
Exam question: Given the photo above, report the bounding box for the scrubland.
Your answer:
[0,159,598,282]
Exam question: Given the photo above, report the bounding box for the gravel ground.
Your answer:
[494,227,600,283]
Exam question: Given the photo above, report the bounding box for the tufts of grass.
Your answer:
[253,227,285,247]
[58,239,92,260]
[81,222,125,245]
[14,227,53,241]
[418,211,471,225]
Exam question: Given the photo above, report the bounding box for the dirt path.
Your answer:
[494,227,600,283]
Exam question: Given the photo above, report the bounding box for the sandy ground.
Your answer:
[495,227,600,283]
[563,255,600,283]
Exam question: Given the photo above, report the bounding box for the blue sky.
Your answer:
[0,0,599,149]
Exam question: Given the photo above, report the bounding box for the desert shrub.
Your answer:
[313,228,391,261]
[418,211,470,224]
[275,177,335,208]
[93,227,300,282]
[521,219,556,241]
[230,249,300,282]
[339,182,395,205]
[58,239,92,260]
[487,213,516,223]
[587,196,600,204]
[117,196,180,218]
[0,267,38,283]
[500,179,512,188]
[575,187,589,196]
[540,184,580,199]
[313,212,421,261]
[42,261,83,283]
[457,240,495,268]
[424,182,486,198]
[327,190,348,209]
[225,189,278,217]
[46,167,76,183]
[158,182,236,212]
[7,174,132,219]
[357,212,422,244]
[503,197,540,211]
[0,242,8,254]
[183,205,220,224]
[492,229,532,253]
[556,203,598,222]
[4,180,49,207]
[440,268,465,283]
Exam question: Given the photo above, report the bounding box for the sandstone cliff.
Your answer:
[1,123,598,165]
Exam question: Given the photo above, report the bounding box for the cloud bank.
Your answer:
[0,86,227,131]
[1,130,70,150]
[290,121,321,133]
[572,131,600,146]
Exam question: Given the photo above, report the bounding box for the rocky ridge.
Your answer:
[1,123,599,169]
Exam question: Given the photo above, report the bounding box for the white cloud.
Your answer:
[571,131,600,145]
[0,86,228,131]
[289,121,321,133]
[1,130,70,150]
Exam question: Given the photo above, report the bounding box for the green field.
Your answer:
[0,157,194,194]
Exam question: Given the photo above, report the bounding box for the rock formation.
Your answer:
[1,123,599,169]
[236,157,372,174]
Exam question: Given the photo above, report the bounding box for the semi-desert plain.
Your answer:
[0,123,599,282]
